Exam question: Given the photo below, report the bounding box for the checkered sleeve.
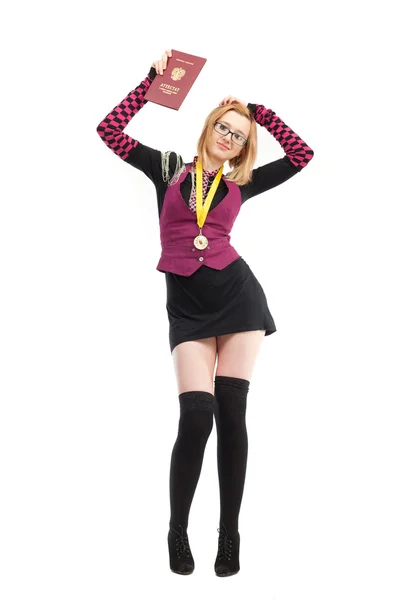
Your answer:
[96,67,156,161]
[248,103,314,170]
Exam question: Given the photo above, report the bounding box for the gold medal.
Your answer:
[194,230,208,249]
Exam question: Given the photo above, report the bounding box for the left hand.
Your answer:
[219,95,247,107]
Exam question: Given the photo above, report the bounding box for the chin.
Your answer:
[214,146,230,157]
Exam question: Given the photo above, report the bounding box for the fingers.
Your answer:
[219,96,239,106]
[219,96,242,107]
[152,49,172,75]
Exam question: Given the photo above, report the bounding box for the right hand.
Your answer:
[152,49,172,75]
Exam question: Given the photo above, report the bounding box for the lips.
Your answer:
[217,142,229,150]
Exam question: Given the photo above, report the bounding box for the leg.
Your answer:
[216,330,265,380]
[215,331,265,531]
[213,330,265,576]
[168,338,217,575]
[172,337,218,395]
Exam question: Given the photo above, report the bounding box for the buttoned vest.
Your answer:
[156,164,242,276]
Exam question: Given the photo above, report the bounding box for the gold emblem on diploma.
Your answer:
[171,67,186,81]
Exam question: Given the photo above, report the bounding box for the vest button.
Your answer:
[198,257,204,262]
[192,248,195,251]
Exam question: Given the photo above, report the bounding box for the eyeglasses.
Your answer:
[214,121,248,146]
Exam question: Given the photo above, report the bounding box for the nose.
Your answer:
[218,134,231,147]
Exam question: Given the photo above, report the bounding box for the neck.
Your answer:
[200,156,224,173]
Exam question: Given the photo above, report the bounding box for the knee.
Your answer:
[178,390,215,439]
[214,376,250,419]
[215,376,250,402]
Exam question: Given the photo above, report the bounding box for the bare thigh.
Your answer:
[172,337,218,395]
[215,330,266,381]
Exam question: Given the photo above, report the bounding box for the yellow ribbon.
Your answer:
[195,159,223,230]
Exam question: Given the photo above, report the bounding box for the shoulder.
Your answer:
[162,151,187,185]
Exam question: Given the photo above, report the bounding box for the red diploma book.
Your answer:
[144,50,207,110]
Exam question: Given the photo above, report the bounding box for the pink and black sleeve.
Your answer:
[96,67,156,159]
[96,67,169,184]
[242,103,314,201]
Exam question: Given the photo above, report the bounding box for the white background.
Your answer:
[1,1,406,599]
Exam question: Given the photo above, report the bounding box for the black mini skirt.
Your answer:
[165,256,276,354]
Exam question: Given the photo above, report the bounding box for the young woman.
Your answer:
[97,49,314,577]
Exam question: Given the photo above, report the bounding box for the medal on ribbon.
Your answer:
[193,159,223,249]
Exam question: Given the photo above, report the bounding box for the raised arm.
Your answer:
[241,102,314,201]
[96,66,156,161]
[96,50,184,187]
[248,103,314,170]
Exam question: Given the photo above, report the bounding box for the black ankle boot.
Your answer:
[168,524,195,575]
[214,523,240,577]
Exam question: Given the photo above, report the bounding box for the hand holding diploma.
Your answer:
[152,49,172,75]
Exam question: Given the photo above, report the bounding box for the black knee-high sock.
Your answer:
[214,375,250,533]
[169,391,214,530]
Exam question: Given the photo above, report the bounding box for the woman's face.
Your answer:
[208,110,251,163]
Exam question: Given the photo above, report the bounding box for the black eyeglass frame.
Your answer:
[213,121,248,146]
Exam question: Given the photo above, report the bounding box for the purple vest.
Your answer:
[156,164,242,276]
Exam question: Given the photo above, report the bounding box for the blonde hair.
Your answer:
[196,104,257,186]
